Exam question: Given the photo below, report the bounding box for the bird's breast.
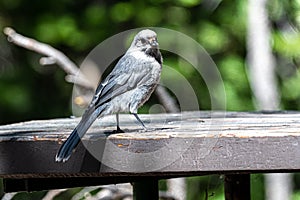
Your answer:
[130,50,157,63]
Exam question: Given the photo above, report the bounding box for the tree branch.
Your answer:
[3,27,94,90]
[3,27,179,113]
[42,189,67,200]
[155,85,180,113]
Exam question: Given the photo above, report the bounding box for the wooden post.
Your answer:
[224,174,250,200]
[0,179,4,198]
[133,179,159,200]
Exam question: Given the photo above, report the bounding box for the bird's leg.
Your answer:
[133,113,147,130]
[115,113,124,133]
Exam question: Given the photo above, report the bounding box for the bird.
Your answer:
[55,29,163,162]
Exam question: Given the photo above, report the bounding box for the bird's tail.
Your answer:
[55,105,105,162]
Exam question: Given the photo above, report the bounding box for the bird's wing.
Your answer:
[90,54,149,107]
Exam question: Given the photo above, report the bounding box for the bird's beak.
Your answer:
[149,38,159,48]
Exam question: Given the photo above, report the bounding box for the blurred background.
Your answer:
[1,0,300,199]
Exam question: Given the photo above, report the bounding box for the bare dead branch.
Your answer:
[167,178,185,200]
[155,85,180,113]
[42,189,67,200]
[71,186,99,200]
[40,57,56,65]
[2,192,17,200]
[3,27,178,113]
[3,27,94,90]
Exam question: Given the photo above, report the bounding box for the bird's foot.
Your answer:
[113,126,125,133]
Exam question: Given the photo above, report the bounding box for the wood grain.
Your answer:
[0,111,300,180]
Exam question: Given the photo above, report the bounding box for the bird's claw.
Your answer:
[113,126,125,133]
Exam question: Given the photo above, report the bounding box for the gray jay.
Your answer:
[56,29,163,162]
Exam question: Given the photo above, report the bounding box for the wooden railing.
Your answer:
[1,111,300,199]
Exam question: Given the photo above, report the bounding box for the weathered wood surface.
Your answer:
[1,111,300,180]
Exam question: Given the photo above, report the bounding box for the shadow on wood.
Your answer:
[0,111,300,193]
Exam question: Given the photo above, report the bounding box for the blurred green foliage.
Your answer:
[1,0,300,199]
[0,0,254,125]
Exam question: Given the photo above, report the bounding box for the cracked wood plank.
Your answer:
[0,111,300,180]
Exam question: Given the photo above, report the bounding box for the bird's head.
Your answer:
[128,29,162,64]
[130,29,159,52]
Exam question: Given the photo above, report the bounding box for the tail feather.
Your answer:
[55,106,105,162]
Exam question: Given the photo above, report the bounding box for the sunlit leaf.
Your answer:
[176,0,202,7]
[110,2,133,22]
[198,22,229,53]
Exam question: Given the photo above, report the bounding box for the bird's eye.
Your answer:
[140,38,147,44]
